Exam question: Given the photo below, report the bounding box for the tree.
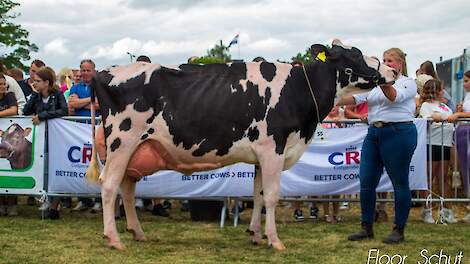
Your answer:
[291,47,314,65]
[0,0,38,70]
[291,44,330,65]
[205,40,231,62]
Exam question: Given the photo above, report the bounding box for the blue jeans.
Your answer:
[360,122,417,228]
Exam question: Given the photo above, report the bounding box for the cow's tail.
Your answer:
[86,77,101,183]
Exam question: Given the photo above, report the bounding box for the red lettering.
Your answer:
[82,146,93,163]
[345,151,360,165]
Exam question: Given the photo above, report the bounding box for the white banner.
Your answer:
[47,119,427,197]
[0,117,45,195]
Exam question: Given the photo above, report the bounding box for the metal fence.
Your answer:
[2,116,470,227]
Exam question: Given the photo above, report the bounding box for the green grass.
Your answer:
[0,202,469,264]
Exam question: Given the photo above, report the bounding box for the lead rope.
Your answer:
[302,65,321,124]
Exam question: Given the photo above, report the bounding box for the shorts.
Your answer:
[426,145,451,161]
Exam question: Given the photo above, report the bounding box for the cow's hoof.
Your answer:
[107,241,125,251]
[269,241,286,251]
[127,228,147,241]
[251,236,264,245]
[104,235,125,251]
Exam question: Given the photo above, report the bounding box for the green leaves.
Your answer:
[0,0,38,71]
[196,40,231,64]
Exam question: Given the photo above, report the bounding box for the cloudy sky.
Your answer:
[14,0,470,77]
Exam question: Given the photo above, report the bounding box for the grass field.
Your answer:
[0,200,469,264]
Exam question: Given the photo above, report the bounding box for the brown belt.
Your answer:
[372,121,413,128]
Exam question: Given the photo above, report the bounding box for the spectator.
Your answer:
[321,106,343,223]
[417,60,456,112]
[71,69,81,85]
[187,56,199,64]
[448,70,470,223]
[339,47,418,244]
[419,79,456,223]
[344,103,368,123]
[6,68,24,82]
[0,73,20,216]
[252,56,266,63]
[136,55,151,63]
[68,59,98,117]
[18,59,45,98]
[58,68,73,94]
[23,67,68,219]
[0,61,26,115]
[68,59,101,212]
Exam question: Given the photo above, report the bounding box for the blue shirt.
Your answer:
[69,82,100,116]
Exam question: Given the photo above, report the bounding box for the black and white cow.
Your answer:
[87,39,396,251]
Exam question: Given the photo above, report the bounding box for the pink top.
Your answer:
[60,83,68,93]
[356,102,368,116]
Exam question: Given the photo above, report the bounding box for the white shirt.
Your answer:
[5,75,26,115]
[353,75,417,124]
[463,92,470,112]
[419,101,454,146]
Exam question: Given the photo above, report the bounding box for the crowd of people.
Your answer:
[0,52,469,242]
[0,58,175,219]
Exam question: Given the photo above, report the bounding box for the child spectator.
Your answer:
[419,79,456,224]
[23,67,68,219]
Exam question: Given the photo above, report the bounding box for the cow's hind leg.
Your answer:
[248,165,264,245]
[259,155,285,251]
[121,176,146,241]
[101,151,135,251]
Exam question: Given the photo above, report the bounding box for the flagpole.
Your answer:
[237,32,240,59]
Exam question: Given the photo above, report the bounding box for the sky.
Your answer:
[13,0,470,77]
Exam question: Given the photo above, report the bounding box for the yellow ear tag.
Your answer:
[316,51,326,62]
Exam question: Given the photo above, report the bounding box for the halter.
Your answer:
[342,57,382,85]
[302,66,321,124]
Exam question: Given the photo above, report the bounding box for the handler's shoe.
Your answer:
[348,222,374,241]
[382,225,404,244]
[294,209,305,222]
[421,208,434,224]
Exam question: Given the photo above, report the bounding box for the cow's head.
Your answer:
[0,124,32,159]
[311,39,397,95]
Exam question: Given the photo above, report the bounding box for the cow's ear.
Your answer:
[23,128,32,137]
[310,44,331,63]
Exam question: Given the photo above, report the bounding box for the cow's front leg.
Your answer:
[248,165,264,245]
[260,156,285,251]
[120,176,146,242]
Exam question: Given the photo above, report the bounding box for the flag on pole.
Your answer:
[228,34,239,48]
